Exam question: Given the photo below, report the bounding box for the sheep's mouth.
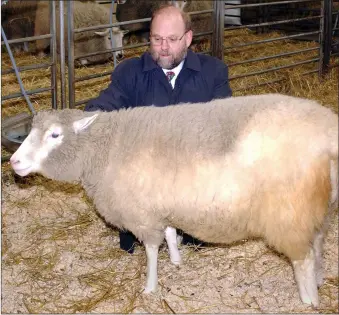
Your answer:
[12,165,32,177]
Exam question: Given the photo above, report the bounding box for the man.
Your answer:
[85,4,232,253]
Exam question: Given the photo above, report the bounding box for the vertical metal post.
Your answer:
[67,0,75,108]
[110,0,117,67]
[211,0,224,60]
[319,0,332,77]
[59,0,67,108]
[50,1,58,109]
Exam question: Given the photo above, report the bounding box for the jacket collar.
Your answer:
[142,49,201,72]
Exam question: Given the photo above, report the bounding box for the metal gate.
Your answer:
[1,0,338,110]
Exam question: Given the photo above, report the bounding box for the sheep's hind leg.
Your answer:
[313,230,325,287]
[165,226,182,266]
[292,247,319,307]
[144,243,159,293]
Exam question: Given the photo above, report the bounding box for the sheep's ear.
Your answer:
[73,114,98,133]
[95,29,110,36]
[122,30,129,35]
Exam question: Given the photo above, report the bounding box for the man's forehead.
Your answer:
[152,10,185,30]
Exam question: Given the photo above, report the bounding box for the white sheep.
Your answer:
[10,94,338,307]
[34,1,126,65]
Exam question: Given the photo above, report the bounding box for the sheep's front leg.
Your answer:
[292,247,319,307]
[165,226,182,266]
[144,243,159,293]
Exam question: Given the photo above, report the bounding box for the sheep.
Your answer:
[116,0,213,45]
[34,1,126,66]
[172,0,213,36]
[10,93,338,307]
[1,0,39,53]
[115,0,168,44]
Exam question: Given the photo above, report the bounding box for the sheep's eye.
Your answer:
[51,133,59,139]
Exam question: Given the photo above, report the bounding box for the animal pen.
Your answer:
[1,0,338,313]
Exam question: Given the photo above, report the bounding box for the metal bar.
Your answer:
[75,98,95,107]
[229,58,319,80]
[319,0,332,76]
[50,0,58,110]
[75,46,125,60]
[228,47,319,67]
[225,15,321,31]
[74,30,213,60]
[301,69,319,76]
[68,1,75,109]
[232,78,285,92]
[109,0,117,67]
[75,70,113,83]
[2,87,52,101]
[211,0,224,60]
[1,62,53,75]
[73,9,213,33]
[224,31,320,50]
[59,0,67,109]
[1,34,51,45]
[223,0,319,10]
[1,27,36,114]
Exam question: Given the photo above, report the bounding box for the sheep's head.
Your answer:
[10,110,98,180]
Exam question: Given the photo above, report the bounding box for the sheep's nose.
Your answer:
[10,155,20,166]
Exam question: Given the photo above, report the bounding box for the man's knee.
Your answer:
[119,230,138,254]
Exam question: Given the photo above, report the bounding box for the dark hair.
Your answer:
[150,4,192,32]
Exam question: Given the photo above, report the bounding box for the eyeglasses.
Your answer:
[150,31,188,46]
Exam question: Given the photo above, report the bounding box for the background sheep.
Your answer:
[1,0,38,53]
[172,0,213,36]
[34,1,125,65]
[115,0,167,44]
[10,94,338,307]
[116,0,213,45]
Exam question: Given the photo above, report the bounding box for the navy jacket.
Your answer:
[85,49,232,112]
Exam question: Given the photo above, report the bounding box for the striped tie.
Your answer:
[166,71,175,83]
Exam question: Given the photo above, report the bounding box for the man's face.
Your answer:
[150,11,192,70]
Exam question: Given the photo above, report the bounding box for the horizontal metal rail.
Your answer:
[224,0,319,10]
[74,30,212,60]
[2,87,52,101]
[301,69,319,75]
[225,15,321,31]
[228,47,319,66]
[73,9,213,34]
[75,70,113,83]
[225,31,320,50]
[229,58,319,80]
[75,97,94,107]
[232,77,285,92]
[232,66,322,92]
[1,62,53,75]
[1,34,51,46]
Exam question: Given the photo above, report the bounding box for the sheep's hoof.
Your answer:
[299,288,319,308]
[171,257,182,266]
[143,286,157,294]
